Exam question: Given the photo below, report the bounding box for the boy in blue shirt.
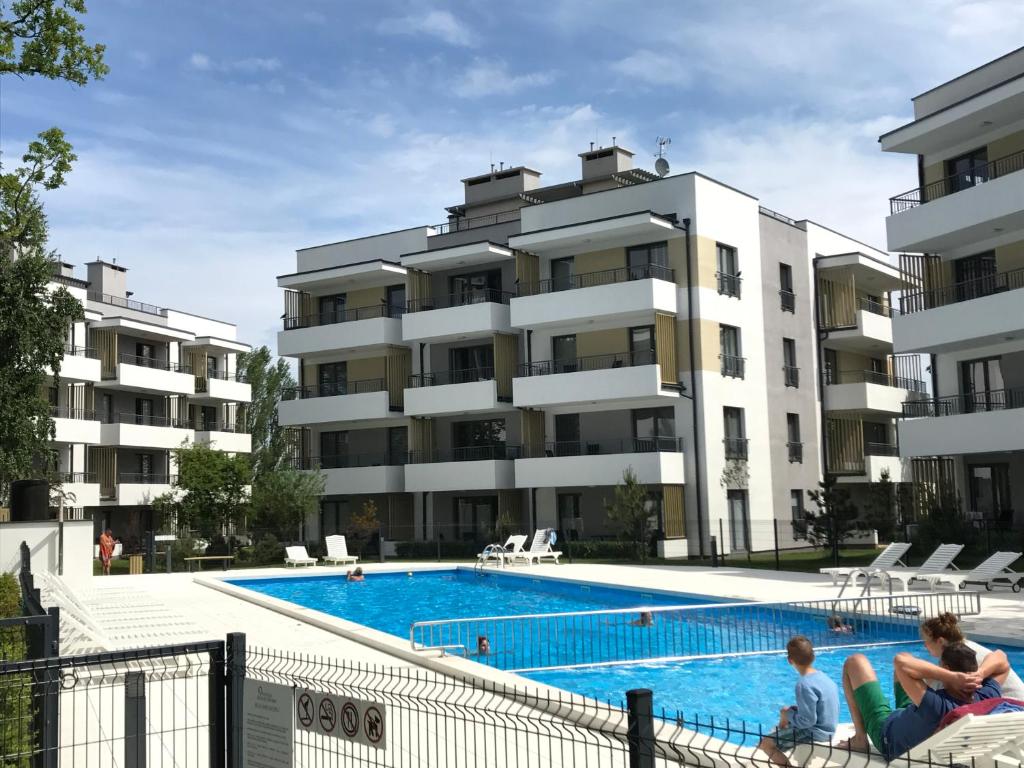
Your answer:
[758,636,840,765]
[841,643,1009,760]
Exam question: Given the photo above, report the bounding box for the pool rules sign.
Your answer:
[296,687,387,751]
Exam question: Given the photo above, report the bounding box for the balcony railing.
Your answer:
[87,291,164,316]
[858,297,893,317]
[779,290,795,313]
[899,267,1024,315]
[865,442,899,456]
[118,472,175,484]
[902,387,1024,418]
[292,453,403,470]
[522,437,683,459]
[194,370,249,393]
[724,437,748,460]
[409,368,494,387]
[518,350,655,377]
[58,472,97,484]
[787,441,803,463]
[517,263,675,296]
[192,420,248,433]
[430,209,521,236]
[716,272,741,298]
[63,344,98,358]
[783,366,800,388]
[283,378,386,399]
[114,353,192,374]
[407,444,521,464]
[282,303,398,331]
[103,412,192,428]
[406,289,513,313]
[889,148,1024,214]
[719,354,745,379]
[828,369,928,393]
[50,406,98,421]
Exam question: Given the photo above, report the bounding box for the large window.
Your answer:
[791,490,806,539]
[450,269,501,305]
[946,147,988,194]
[453,496,498,542]
[968,464,1012,522]
[452,418,507,460]
[716,243,740,297]
[626,241,668,280]
[550,257,575,292]
[786,413,802,463]
[554,413,580,455]
[953,251,998,301]
[779,263,795,312]
[318,361,347,396]
[387,285,406,317]
[630,325,655,366]
[448,344,494,383]
[633,407,676,450]
[557,493,583,540]
[719,325,743,378]
[552,334,577,372]
[960,357,1003,412]
[388,426,408,465]
[134,397,154,425]
[320,431,348,467]
[727,489,750,552]
[206,355,219,379]
[783,338,799,387]
[723,407,747,459]
[318,294,346,323]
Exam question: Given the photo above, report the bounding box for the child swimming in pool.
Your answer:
[346,567,365,582]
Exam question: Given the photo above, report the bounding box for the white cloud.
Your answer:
[230,57,282,74]
[378,10,475,47]
[453,59,554,98]
[189,52,211,71]
[610,50,692,87]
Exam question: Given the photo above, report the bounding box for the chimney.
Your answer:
[86,260,128,299]
[579,144,634,181]
[461,166,542,206]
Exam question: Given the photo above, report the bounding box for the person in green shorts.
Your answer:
[839,643,1009,760]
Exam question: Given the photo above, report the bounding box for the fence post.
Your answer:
[125,671,146,768]
[626,688,655,768]
[710,536,718,568]
[718,518,726,560]
[145,530,155,574]
[985,521,992,556]
[209,641,227,768]
[378,526,385,563]
[773,519,780,571]
[226,632,247,768]
[40,607,60,768]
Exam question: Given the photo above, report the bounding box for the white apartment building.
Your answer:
[277,146,912,557]
[48,260,252,544]
[883,47,1024,528]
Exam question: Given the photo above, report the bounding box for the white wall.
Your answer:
[0,520,93,581]
[297,227,431,272]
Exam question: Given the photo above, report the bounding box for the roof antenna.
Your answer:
[590,141,594,151]
[655,137,672,177]
[612,135,616,146]
[499,161,504,171]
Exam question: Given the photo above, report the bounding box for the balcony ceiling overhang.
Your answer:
[817,252,903,292]
[277,260,406,292]
[401,241,513,271]
[509,211,684,257]
[880,76,1024,155]
[181,336,251,353]
[90,316,195,342]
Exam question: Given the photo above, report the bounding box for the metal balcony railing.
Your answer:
[283,378,386,399]
[194,370,249,392]
[192,420,248,433]
[407,444,521,464]
[858,297,893,317]
[116,353,192,373]
[118,472,175,484]
[408,368,494,387]
[779,290,795,313]
[63,344,98,358]
[783,365,800,388]
[50,406,98,421]
[517,263,675,295]
[899,266,1024,315]
[58,472,97,484]
[787,441,803,463]
[406,288,513,313]
[518,349,655,377]
[719,354,745,379]
[865,442,899,456]
[522,437,683,459]
[716,272,741,298]
[828,369,928,393]
[87,291,164,316]
[104,412,191,428]
[429,209,521,235]
[292,453,402,470]
[282,303,397,331]
[902,387,1024,418]
[889,148,1024,214]
[723,437,748,460]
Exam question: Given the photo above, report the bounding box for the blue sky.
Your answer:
[3,0,1022,351]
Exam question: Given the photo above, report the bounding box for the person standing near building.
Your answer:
[98,529,116,575]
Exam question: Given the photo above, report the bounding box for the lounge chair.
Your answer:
[477,535,527,568]
[284,546,317,567]
[915,551,1024,592]
[323,535,358,566]
[874,543,964,590]
[820,542,910,592]
[511,529,562,566]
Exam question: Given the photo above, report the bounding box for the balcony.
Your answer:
[720,355,745,379]
[724,437,748,460]
[821,299,894,352]
[113,473,175,505]
[886,150,1024,253]
[99,412,194,449]
[402,289,513,343]
[278,304,402,357]
[511,210,684,257]
[278,379,394,426]
[787,442,803,463]
[894,268,1024,354]
[717,272,741,298]
[51,406,101,444]
[510,264,676,329]
[834,451,906,484]
[779,290,796,313]
[783,366,800,388]
[427,210,522,248]
[99,353,195,395]
[515,438,685,488]
[513,352,674,408]
[194,371,251,403]
[293,454,404,495]
[404,369,504,417]
[901,388,1024,456]
[404,445,518,492]
[54,345,101,382]
[57,472,100,508]
[193,421,251,453]
[826,370,927,415]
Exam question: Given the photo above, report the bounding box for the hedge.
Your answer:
[0,572,34,764]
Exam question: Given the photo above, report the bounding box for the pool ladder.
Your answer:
[475,544,508,572]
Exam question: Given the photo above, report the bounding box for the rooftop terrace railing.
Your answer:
[87,290,164,316]
[282,303,397,331]
[903,386,1024,418]
[889,148,1024,214]
[429,208,521,235]
[410,590,981,672]
[899,266,1024,315]
[517,263,675,296]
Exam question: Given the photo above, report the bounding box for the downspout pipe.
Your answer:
[682,218,706,557]
[812,256,830,481]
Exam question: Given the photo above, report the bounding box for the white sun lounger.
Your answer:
[322,535,358,565]
[873,543,964,590]
[511,529,562,565]
[284,545,317,567]
[914,551,1024,592]
[820,542,910,595]
[477,535,527,568]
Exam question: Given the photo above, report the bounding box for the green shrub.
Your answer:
[394,540,479,559]
[0,572,33,762]
[564,540,637,560]
[252,535,285,565]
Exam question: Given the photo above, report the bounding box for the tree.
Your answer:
[250,468,324,542]
[1,0,108,83]
[605,468,654,562]
[864,468,899,542]
[347,499,380,556]
[153,442,250,538]
[796,477,861,552]
[238,346,297,480]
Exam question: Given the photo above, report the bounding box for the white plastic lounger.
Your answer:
[916,551,1024,592]
[477,535,527,568]
[820,542,910,595]
[876,543,964,589]
[323,535,358,565]
[512,529,562,565]
[284,546,317,567]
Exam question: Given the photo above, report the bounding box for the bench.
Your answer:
[183,555,235,572]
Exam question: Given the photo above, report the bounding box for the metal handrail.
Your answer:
[410,591,981,671]
[858,297,894,317]
[50,406,97,420]
[787,442,803,463]
[282,303,397,331]
[201,370,248,382]
[522,437,683,459]
[407,445,521,463]
[430,208,521,235]
[865,442,899,456]
[409,368,494,387]
[716,271,741,298]
[829,369,928,393]
[900,266,1024,315]
[192,420,247,433]
[517,263,675,295]
[889,148,1024,214]
[406,289,513,313]
[902,386,1024,418]
[292,453,402,470]
[87,290,164,316]
[58,471,97,484]
[518,350,655,377]
[282,378,386,399]
[117,353,192,373]
[118,473,176,484]
[719,354,745,379]
[779,290,795,312]
[723,437,748,460]
[63,344,98,358]
[783,365,800,387]
[104,412,192,428]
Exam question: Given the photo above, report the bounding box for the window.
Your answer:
[960,357,1004,412]
[779,263,795,312]
[791,490,806,540]
[557,493,583,541]
[134,398,154,426]
[554,413,580,455]
[550,257,575,292]
[723,407,747,459]
[206,355,219,379]
[388,426,408,465]
[716,243,740,297]
[386,285,406,317]
[318,361,347,396]
[626,241,668,280]
[552,335,577,372]
[138,453,154,478]
[786,413,802,463]
[449,344,494,382]
[954,252,998,301]
[454,496,498,542]
[136,342,155,367]
[320,431,348,468]
[783,338,799,387]
[633,407,676,451]
[968,464,1012,522]
[452,419,507,460]
[946,147,988,194]
[719,325,743,378]
[318,294,346,323]
[863,421,890,454]
[450,269,501,305]
[727,490,750,552]
[630,325,655,366]
[198,405,217,430]
[101,393,113,423]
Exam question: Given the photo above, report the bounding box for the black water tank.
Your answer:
[10,480,51,521]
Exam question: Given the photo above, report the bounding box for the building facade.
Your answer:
[278,146,912,557]
[49,260,252,545]
[883,47,1024,529]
